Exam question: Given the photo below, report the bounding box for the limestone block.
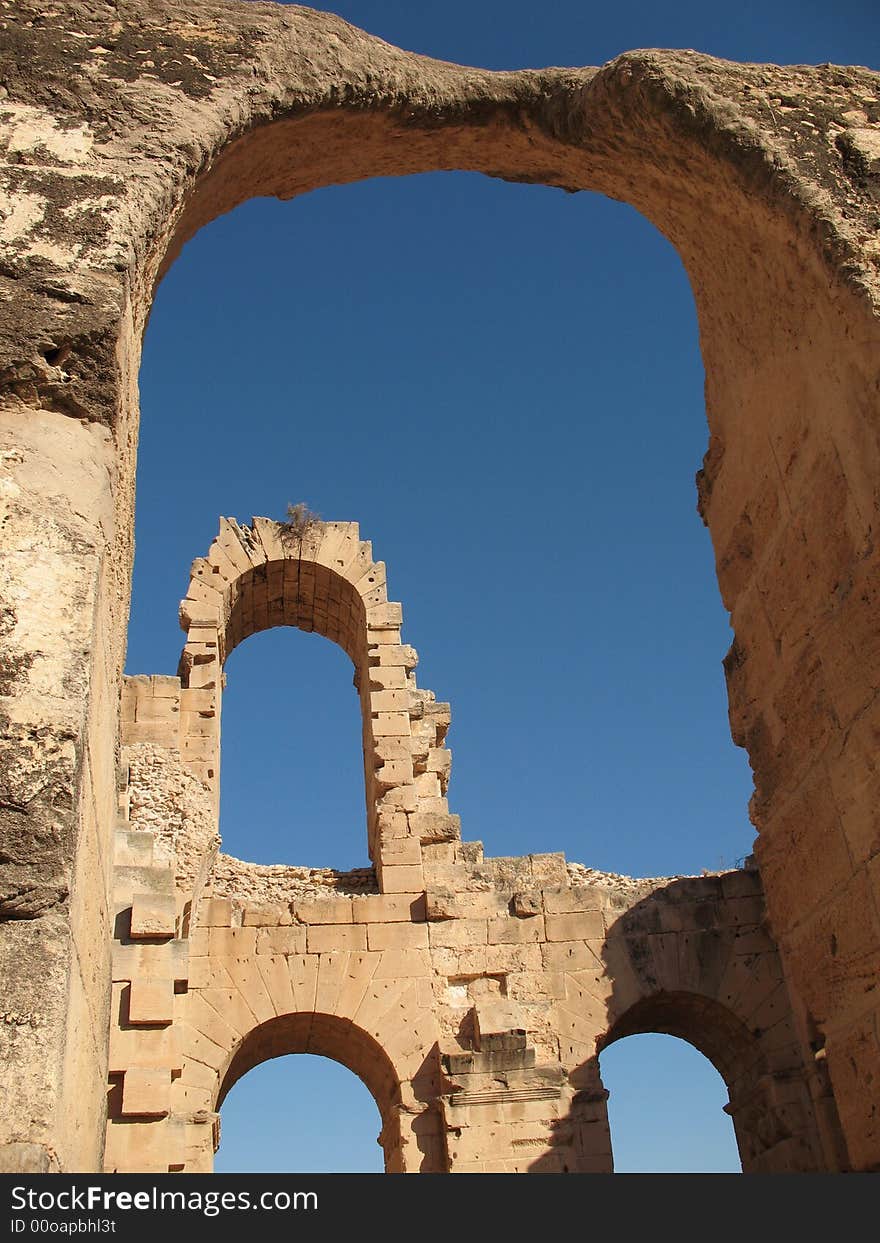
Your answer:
[421,842,457,866]
[488,915,546,944]
[378,784,419,812]
[128,979,174,1026]
[473,999,527,1044]
[485,944,544,974]
[242,904,285,927]
[254,954,296,1015]
[541,940,604,974]
[545,911,605,942]
[543,886,603,915]
[367,628,402,650]
[370,688,411,714]
[373,949,432,979]
[364,598,400,625]
[125,721,179,747]
[130,893,177,939]
[719,895,766,927]
[380,863,425,893]
[377,837,422,865]
[181,736,216,762]
[530,854,569,887]
[208,926,256,957]
[179,711,218,739]
[409,811,461,844]
[352,893,425,923]
[332,953,383,1017]
[186,957,218,990]
[375,759,414,787]
[292,896,353,924]
[121,1068,171,1118]
[373,711,411,736]
[413,772,441,798]
[418,796,450,815]
[307,924,367,953]
[134,696,179,725]
[255,926,307,955]
[370,643,418,669]
[112,939,189,984]
[109,1024,180,1073]
[113,829,154,869]
[720,869,763,899]
[429,918,489,948]
[368,665,408,690]
[366,922,429,951]
[187,927,209,957]
[372,734,412,762]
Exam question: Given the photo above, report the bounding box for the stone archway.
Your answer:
[600,991,783,1172]
[215,1013,409,1174]
[1,0,879,1172]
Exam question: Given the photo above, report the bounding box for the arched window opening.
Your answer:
[131,169,754,881]
[215,1053,383,1173]
[121,170,758,1171]
[220,627,367,869]
[600,1033,740,1173]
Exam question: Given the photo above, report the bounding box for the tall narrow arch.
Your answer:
[174,515,460,882]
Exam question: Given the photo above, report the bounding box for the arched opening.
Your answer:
[101,9,879,1177]
[219,627,367,869]
[131,170,754,878]
[599,991,778,1172]
[3,1,878,1181]
[215,1054,383,1173]
[600,1032,740,1173]
[213,1012,405,1174]
[126,161,759,1171]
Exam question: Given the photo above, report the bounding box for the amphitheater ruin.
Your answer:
[0,0,879,1173]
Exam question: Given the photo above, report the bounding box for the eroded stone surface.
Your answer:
[0,0,878,1172]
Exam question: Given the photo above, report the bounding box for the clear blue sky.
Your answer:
[126,0,878,1174]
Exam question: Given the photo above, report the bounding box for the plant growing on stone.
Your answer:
[280,501,322,551]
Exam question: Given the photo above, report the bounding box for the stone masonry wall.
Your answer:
[104,519,839,1172]
[1,0,879,1171]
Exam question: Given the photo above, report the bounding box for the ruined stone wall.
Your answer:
[0,0,878,1171]
[103,519,837,1173]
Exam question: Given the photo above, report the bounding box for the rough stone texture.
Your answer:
[0,0,878,1172]
[103,520,841,1173]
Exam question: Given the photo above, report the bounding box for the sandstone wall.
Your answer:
[103,519,838,1173]
[0,0,878,1170]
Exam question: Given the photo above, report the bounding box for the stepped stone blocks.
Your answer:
[1,0,879,1172]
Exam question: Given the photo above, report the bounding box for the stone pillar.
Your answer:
[0,408,120,1173]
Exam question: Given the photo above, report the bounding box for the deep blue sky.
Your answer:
[127,0,878,1174]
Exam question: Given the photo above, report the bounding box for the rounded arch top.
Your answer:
[175,515,458,869]
[178,516,400,671]
[216,1009,403,1122]
[599,989,765,1091]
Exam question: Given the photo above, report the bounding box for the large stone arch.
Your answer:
[545,869,846,1173]
[600,991,799,1173]
[210,1006,430,1174]
[172,516,458,883]
[1,0,879,1172]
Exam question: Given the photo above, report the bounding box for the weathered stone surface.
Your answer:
[1,0,878,1174]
